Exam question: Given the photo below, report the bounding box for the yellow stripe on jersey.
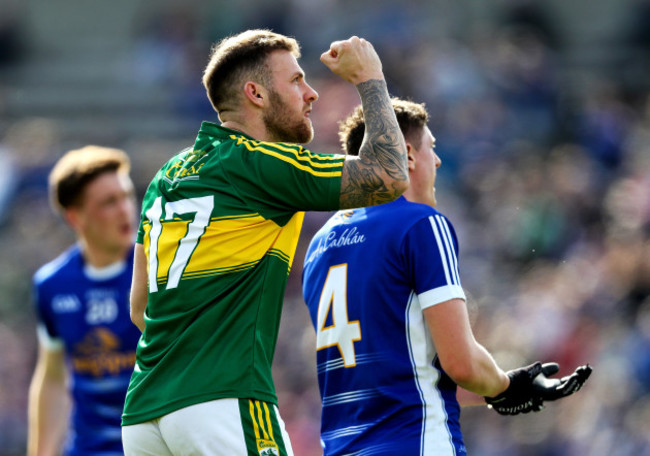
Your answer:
[268,248,290,262]
[249,400,261,440]
[140,212,261,230]
[252,140,343,165]
[163,259,260,284]
[247,400,280,454]
[262,401,274,440]
[211,212,259,221]
[143,212,304,285]
[255,401,270,440]
[231,135,342,164]
[231,135,343,177]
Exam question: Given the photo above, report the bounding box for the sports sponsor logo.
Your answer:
[257,439,279,456]
[72,328,136,377]
[52,294,81,313]
[163,149,207,184]
[305,226,366,264]
[248,400,281,456]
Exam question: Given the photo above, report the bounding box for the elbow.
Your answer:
[391,175,409,198]
[375,174,408,204]
[130,307,145,333]
[377,169,409,203]
[440,358,478,389]
[441,357,505,397]
[379,175,408,204]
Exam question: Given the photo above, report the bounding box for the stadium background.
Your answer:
[0,0,649,454]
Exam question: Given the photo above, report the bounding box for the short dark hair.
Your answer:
[48,145,130,214]
[202,29,301,114]
[339,98,429,156]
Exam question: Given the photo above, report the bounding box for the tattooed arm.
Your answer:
[320,37,409,209]
[339,79,408,208]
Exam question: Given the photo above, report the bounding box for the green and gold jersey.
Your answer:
[122,122,345,425]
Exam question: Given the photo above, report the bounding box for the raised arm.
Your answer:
[321,37,409,209]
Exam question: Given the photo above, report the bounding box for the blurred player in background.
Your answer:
[28,146,139,456]
[120,29,408,455]
[302,98,592,456]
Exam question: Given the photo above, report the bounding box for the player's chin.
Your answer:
[116,230,135,246]
[296,122,314,144]
[305,125,315,143]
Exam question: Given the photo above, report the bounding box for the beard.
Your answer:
[262,89,314,144]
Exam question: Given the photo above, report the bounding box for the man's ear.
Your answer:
[64,207,81,232]
[406,142,416,172]
[243,81,266,108]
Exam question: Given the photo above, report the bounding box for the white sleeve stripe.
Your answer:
[36,324,64,351]
[418,285,467,309]
[436,215,462,286]
[434,215,459,286]
[428,216,452,286]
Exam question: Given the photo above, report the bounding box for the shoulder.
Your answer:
[156,147,195,172]
[33,245,82,286]
[229,135,345,173]
[370,199,459,251]
[311,198,450,245]
[398,199,455,228]
[399,198,442,218]
[372,197,452,229]
[314,198,447,234]
[403,203,458,243]
[198,123,345,172]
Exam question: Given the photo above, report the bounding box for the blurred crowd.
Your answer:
[0,0,649,455]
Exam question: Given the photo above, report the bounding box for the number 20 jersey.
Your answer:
[33,245,139,455]
[302,196,468,456]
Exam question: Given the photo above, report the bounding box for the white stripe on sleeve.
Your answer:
[422,215,466,309]
[428,216,453,286]
[36,324,64,351]
[418,285,467,309]
[435,215,462,286]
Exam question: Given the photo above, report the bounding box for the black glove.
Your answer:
[532,362,592,401]
[485,362,546,416]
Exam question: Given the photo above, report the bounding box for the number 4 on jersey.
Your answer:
[316,264,361,367]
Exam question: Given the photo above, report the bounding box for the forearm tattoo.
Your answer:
[340,79,408,208]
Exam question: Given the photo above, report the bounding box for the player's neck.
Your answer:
[78,239,129,268]
[403,187,435,208]
[223,121,279,143]
[221,111,269,141]
[221,105,284,142]
[221,120,252,137]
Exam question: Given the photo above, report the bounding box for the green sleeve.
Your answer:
[223,139,344,216]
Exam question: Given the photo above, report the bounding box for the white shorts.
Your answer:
[122,398,294,456]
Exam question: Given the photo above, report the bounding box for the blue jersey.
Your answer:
[33,245,140,456]
[302,197,467,456]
